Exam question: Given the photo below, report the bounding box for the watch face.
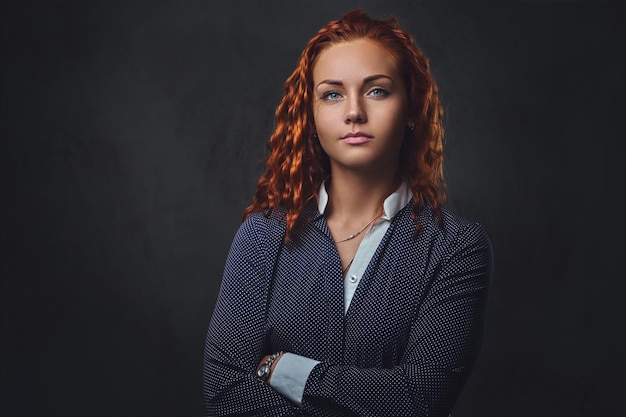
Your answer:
[257,364,270,379]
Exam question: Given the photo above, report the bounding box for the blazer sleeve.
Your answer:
[300,222,493,417]
[202,216,297,416]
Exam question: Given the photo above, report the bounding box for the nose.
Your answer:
[345,96,366,124]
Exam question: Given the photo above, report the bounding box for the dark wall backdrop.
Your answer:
[1,1,624,416]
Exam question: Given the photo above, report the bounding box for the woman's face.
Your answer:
[312,39,409,175]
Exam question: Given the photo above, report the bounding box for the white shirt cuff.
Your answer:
[269,352,320,405]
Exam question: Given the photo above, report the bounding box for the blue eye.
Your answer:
[369,87,389,97]
[322,91,342,101]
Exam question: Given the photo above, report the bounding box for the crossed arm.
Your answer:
[203,218,492,416]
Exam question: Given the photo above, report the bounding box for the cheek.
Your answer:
[390,101,409,134]
[371,105,406,133]
[313,107,334,137]
[312,111,330,152]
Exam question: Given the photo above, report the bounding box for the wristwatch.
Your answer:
[257,351,284,381]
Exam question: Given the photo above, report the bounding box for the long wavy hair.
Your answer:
[243,9,446,241]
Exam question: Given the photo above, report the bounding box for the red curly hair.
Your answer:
[244,9,446,240]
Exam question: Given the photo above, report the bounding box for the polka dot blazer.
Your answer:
[203,200,493,416]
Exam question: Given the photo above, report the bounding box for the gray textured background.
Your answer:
[1,1,624,416]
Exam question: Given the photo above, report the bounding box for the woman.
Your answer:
[203,9,492,417]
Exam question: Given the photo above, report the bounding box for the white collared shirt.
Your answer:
[317,181,413,313]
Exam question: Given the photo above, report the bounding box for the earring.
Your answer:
[313,132,318,138]
[408,122,415,131]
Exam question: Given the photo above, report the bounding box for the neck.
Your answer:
[325,169,400,223]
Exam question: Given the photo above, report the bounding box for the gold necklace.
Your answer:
[333,210,383,243]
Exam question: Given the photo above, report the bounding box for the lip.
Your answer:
[340,131,373,145]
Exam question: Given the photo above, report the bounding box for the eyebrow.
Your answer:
[316,74,393,88]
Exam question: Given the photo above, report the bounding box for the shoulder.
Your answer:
[223,211,288,275]
[439,205,490,243]
[240,210,283,233]
[436,205,493,269]
[396,202,492,256]
[232,210,288,255]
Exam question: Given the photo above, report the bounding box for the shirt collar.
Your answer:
[317,180,412,220]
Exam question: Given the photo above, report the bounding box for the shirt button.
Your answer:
[349,275,358,283]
